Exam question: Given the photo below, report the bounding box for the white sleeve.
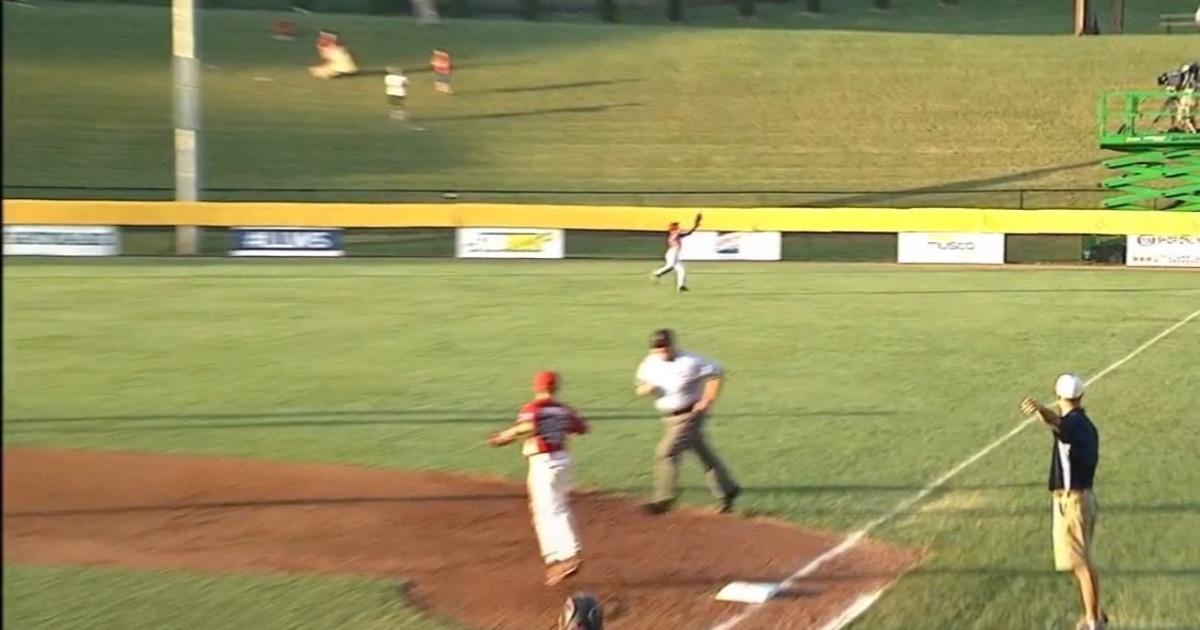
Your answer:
[694,355,722,378]
[635,357,651,384]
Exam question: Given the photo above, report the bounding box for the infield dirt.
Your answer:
[4,448,921,630]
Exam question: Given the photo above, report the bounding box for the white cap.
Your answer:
[1054,374,1085,399]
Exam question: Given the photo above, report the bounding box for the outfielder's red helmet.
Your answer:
[533,371,559,392]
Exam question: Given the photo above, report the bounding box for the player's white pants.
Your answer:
[652,247,687,288]
[527,452,580,564]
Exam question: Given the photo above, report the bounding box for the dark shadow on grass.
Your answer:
[336,60,528,79]
[421,102,641,123]
[331,68,388,78]
[3,494,530,519]
[805,159,1102,208]
[402,60,528,76]
[2,408,895,433]
[478,79,642,94]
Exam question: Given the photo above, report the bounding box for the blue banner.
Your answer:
[229,228,344,257]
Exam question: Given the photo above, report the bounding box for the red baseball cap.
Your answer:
[532,371,559,392]
[668,222,680,229]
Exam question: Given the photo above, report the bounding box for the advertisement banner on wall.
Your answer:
[679,231,782,261]
[456,228,565,259]
[3,225,121,257]
[229,227,344,257]
[897,232,1005,265]
[1125,235,1200,268]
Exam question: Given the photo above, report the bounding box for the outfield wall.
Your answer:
[6,200,1200,235]
[4,201,1198,266]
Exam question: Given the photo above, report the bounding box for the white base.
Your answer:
[715,581,781,604]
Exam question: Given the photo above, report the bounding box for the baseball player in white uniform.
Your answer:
[635,328,740,514]
[385,67,410,122]
[489,371,590,586]
[650,213,701,292]
[309,31,359,80]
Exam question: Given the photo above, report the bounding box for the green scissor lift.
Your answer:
[1098,91,1200,211]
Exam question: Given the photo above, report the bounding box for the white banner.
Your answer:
[1126,234,1200,268]
[897,232,1005,265]
[4,225,121,257]
[456,228,565,259]
[679,231,782,261]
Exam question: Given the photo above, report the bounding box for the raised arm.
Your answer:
[1020,398,1061,427]
[489,408,537,446]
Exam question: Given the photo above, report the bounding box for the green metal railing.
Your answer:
[1098,90,1200,211]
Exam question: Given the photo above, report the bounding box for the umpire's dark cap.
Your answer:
[650,329,675,348]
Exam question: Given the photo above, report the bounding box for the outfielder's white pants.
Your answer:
[652,247,686,288]
[527,452,580,564]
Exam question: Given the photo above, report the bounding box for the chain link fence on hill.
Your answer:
[4,186,1122,209]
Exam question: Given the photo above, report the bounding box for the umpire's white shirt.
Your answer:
[385,73,409,97]
[636,352,722,414]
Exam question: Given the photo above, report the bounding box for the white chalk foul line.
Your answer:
[709,306,1200,630]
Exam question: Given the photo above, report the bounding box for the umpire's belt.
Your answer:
[664,402,697,417]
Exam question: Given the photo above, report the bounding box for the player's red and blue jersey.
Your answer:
[517,399,588,457]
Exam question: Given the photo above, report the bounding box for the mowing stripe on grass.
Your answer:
[708,306,1200,630]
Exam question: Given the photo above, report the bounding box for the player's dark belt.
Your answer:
[665,402,697,417]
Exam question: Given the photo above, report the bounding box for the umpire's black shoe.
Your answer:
[642,499,674,515]
[677,286,689,293]
[718,486,742,514]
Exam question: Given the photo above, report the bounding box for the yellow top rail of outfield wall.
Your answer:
[3,200,1200,235]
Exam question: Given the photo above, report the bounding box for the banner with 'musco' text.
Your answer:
[897,232,1005,265]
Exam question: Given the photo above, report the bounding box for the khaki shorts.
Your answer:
[1052,489,1097,571]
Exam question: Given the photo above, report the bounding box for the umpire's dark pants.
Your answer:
[654,408,737,502]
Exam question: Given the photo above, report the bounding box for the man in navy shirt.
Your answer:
[1022,374,1107,630]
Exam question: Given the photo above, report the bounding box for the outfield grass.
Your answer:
[3,1,1197,204]
[4,261,1199,629]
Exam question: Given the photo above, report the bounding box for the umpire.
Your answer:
[634,329,740,515]
[1021,374,1108,630]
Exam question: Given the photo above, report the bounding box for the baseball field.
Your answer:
[4,2,1200,630]
[6,261,1200,630]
